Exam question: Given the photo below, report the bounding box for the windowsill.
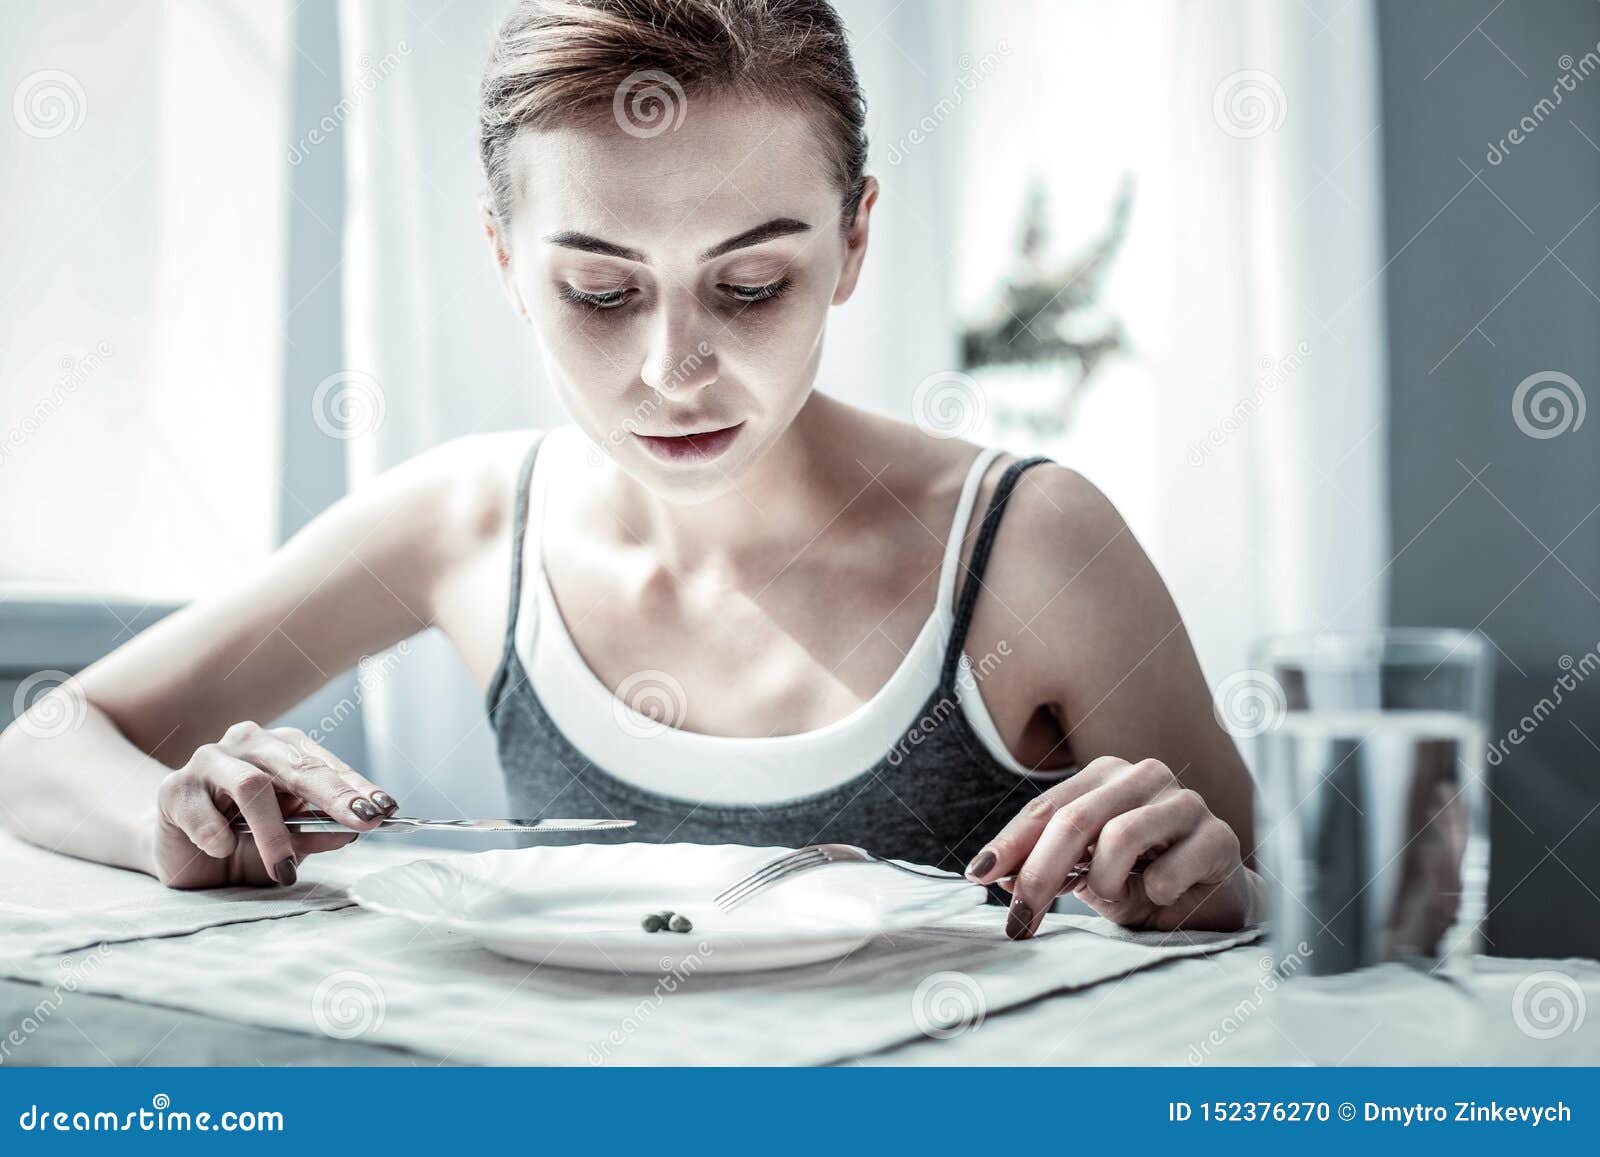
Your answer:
[0,594,181,673]
[0,584,191,607]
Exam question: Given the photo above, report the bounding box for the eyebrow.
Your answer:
[542,217,811,264]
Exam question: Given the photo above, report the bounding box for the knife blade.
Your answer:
[227,815,635,835]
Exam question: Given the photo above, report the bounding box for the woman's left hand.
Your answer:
[964,755,1264,938]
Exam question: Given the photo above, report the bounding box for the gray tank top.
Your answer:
[485,435,1057,877]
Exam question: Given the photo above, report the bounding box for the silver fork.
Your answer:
[713,843,1138,912]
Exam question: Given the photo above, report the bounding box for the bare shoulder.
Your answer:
[985,461,1133,583]
[362,430,535,572]
[311,428,538,644]
[958,458,1174,688]
[405,430,545,684]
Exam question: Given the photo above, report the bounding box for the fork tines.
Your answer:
[713,847,831,911]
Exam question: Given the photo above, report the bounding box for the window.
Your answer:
[1,1,293,601]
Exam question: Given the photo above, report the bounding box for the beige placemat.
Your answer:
[4,898,1260,1066]
[0,827,446,960]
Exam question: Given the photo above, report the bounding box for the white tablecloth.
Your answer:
[4,829,1595,1066]
[0,828,426,961]
[0,829,1261,1065]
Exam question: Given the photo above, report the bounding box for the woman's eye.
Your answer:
[721,276,792,304]
[558,283,631,310]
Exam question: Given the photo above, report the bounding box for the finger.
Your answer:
[290,831,360,856]
[200,754,299,885]
[1006,765,1180,938]
[1137,818,1240,909]
[1071,873,1159,928]
[1085,788,1208,900]
[158,773,238,861]
[223,831,359,890]
[964,756,1130,883]
[270,727,399,817]
[221,724,389,829]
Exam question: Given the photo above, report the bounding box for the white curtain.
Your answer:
[339,0,541,822]
[1156,0,1391,681]
[950,0,1390,688]
[1,0,291,602]
[340,0,1389,807]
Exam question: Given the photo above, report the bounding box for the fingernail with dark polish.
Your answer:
[351,798,379,821]
[275,856,298,887]
[371,792,397,814]
[1005,901,1035,941]
[965,849,997,880]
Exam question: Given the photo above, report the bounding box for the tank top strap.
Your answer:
[935,446,1008,615]
[938,454,1053,690]
[501,431,550,649]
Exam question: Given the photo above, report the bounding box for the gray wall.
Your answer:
[1378,1,1600,957]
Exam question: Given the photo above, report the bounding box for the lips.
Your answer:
[634,422,744,463]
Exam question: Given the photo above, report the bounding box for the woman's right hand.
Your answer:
[151,721,398,890]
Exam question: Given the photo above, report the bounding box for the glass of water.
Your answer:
[1247,629,1493,977]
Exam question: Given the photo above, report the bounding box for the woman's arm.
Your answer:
[0,434,515,884]
[961,463,1264,934]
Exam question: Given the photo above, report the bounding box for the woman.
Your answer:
[0,0,1263,939]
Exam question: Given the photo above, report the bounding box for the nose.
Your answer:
[640,295,718,398]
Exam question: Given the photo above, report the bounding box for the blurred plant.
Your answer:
[959,174,1133,437]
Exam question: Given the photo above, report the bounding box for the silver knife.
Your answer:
[227,815,635,835]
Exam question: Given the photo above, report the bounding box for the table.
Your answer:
[1,833,1595,1066]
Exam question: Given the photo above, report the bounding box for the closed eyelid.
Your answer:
[716,263,792,285]
[566,277,631,293]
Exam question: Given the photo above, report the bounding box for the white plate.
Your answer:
[347,842,987,973]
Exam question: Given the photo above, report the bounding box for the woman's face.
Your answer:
[491,94,875,503]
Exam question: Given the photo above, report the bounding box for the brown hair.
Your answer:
[478,0,868,233]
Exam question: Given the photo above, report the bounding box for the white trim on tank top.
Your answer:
[513,425,1071,806]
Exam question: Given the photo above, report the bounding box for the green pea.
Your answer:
[668,914,692,933]
[641,913,665,933]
